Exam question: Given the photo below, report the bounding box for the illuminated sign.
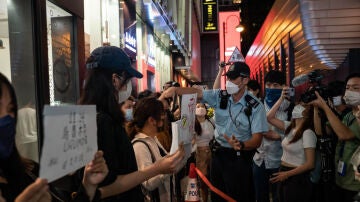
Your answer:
[125,31,136,53]
[202,0,218,33]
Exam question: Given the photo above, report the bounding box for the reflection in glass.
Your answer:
[46,1,77,105]
[1,0,39,162]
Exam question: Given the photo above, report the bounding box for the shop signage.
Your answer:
[125,31,136,53]
[202,0,218,33]
[125,22,137,54]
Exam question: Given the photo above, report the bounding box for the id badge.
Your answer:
[337,160,346,176]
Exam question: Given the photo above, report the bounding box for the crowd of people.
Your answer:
[1,45,360,202]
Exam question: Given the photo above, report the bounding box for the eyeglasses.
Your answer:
[115,73,131,86]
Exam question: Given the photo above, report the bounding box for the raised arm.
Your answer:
[160,87,203,100]
[313,106,322,135]
[267,88,288,131]
[98,147,184,198]
[310,91,355,140]
[213,64,225,89]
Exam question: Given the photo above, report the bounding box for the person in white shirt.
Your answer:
[267,88,316,202]
[193,103,215,202]
[128,97,179,202]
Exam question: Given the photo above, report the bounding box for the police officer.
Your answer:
[160,62,268,202]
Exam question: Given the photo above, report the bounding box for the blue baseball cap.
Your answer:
[86,46,143,78]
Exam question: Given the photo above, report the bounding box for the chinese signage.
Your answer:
[202,0,218,32]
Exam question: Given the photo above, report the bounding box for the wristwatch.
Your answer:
[239,141,245,150]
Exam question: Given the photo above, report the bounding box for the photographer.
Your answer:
[309,80,351,201]
[310,73,360,202]
[161,62,268,202]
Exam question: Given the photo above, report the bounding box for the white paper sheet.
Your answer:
[39,105,97,182]
[169,93,197,160]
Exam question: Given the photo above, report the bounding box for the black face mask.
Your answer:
[0,115,16,159]
[157,126,165,133]
[166,109,175,122]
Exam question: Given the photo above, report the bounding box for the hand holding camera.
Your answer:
[218,61,230,70]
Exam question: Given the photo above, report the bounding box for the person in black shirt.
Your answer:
[79,46,184,201]
[0,72,108,202]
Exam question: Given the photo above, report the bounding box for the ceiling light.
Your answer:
[235,24,244,32]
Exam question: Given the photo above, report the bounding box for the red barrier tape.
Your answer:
[194,167,236,202]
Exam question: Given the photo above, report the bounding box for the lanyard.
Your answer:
[228,102,244,131]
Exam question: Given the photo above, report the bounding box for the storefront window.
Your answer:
[46,1,78,105]
[0,0,39,162]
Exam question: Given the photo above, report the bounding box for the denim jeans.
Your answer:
[252,162,279,202]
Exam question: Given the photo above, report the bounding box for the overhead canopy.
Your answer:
[245,0,360,76]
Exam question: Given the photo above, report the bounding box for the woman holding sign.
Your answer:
[0,72,109,201]
[127,97,176,202]
[79,46,184,201]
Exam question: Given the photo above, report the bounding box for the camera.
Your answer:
[219,90,230,109]
[301,70,329,103]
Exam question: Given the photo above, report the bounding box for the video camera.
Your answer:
[301,70,329,103]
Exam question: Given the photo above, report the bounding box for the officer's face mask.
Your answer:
[226,80,240,95]
[292,104,305,119]
[0,115,16,159]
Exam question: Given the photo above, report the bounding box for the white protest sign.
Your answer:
[170,121,192,169]
[180,93,197,144]
[170,94,197,159]
[40,105,97,182]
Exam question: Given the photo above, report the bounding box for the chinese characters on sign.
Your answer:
[170,94,197,160]
[202,0,218,32]
[40,105,97,182]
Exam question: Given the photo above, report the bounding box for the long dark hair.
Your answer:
[127,97,164,140]
[0,73,31,196]
[284,105,314,143]
[79,68,124,124]
[194,104,213,136]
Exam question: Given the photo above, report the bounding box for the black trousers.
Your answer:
[277,165,313,202]
[210,147,255,202]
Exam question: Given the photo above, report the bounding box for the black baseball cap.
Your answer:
[86,46,143,78]
[225,62,250,80]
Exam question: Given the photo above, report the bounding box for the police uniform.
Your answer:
[202,88,268,202]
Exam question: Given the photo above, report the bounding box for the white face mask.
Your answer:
[332,96,342,107]
[343,90,360,107]
[195,107,207,116]
[226,80,240,95]
[118,81,132,104]
[292,104,305,119]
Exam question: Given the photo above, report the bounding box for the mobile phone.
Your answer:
[288,87,295,97]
